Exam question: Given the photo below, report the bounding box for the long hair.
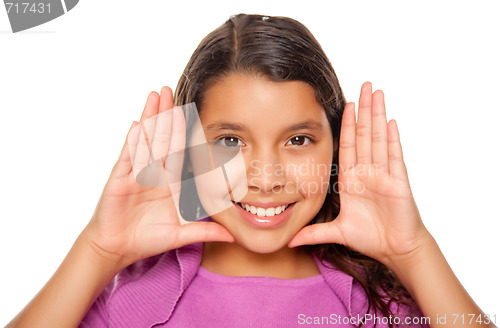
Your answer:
[173,13,418,327]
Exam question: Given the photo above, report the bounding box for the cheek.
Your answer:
[291,148,333,200]
[294,162,331,199]
[188,148,232,217]
[188,143,248,218]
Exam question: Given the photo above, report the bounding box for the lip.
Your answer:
[233,201,296,228]
[237,201,292,208]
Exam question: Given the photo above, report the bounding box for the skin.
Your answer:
[195,73,333,278]
[7,78,495,327]
[288,82,494,327]
[6,87,236,328]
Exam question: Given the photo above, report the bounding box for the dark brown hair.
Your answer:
[174,13,418,327]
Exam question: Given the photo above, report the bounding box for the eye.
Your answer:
[214,136,245,148]
[286,135,314,147]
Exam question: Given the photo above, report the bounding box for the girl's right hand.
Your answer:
[83,86,234,269]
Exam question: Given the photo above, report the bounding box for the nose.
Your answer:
[246,147,287,193]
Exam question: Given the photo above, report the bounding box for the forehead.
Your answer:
[200,73,327,127]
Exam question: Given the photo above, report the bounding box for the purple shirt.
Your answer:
[80,218,428,328]
[167,265,350,327]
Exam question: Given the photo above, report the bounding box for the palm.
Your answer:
[85,87,234,267]
[289,83,428,265]
[92,170,180,263]
[335,162,422,261]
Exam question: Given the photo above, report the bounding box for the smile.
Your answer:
[232,201,296,228]
[236,202,291,217]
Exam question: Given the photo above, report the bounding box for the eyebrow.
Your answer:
[205,120,324,133]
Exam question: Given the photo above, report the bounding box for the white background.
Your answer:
[1,0,499,325]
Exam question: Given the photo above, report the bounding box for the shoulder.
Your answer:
[80,242,204,327]
[313,252,361,315]
[313,253,429,328]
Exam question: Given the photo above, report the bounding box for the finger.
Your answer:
[158,86,173,112]
[133,93,159,178]
[165,106,186,203]
[356,82,373,164]
[387,119,408,181]
[140,92,160,161]
[339,102,357,174]
[140,91,160,122]
[174,221,235,247]
[111,121,140,179]
[151,87,174,162]
[287,221,345,248]
[371,90,389,172]
[132,123,152,179]
[127,122,141,167]
[168,106,186,160]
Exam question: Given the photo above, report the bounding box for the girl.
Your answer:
[7,14,494,328]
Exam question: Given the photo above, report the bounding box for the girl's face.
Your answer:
[190,73,334,253]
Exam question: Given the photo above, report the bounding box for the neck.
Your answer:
[200,241,321,279]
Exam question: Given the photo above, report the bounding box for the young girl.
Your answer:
[7,14,495,328]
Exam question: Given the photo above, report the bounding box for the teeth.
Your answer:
[238,203,289,217]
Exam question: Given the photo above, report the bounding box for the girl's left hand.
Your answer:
[288,82,432,267]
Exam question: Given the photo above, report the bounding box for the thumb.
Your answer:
[288,220,345,248]
[174,221,235,249]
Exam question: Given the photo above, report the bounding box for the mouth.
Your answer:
[234,202,294,217]
[231,201,297,228]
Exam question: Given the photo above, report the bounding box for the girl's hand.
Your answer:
[288,82,431,267]
[83,86,234,268]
